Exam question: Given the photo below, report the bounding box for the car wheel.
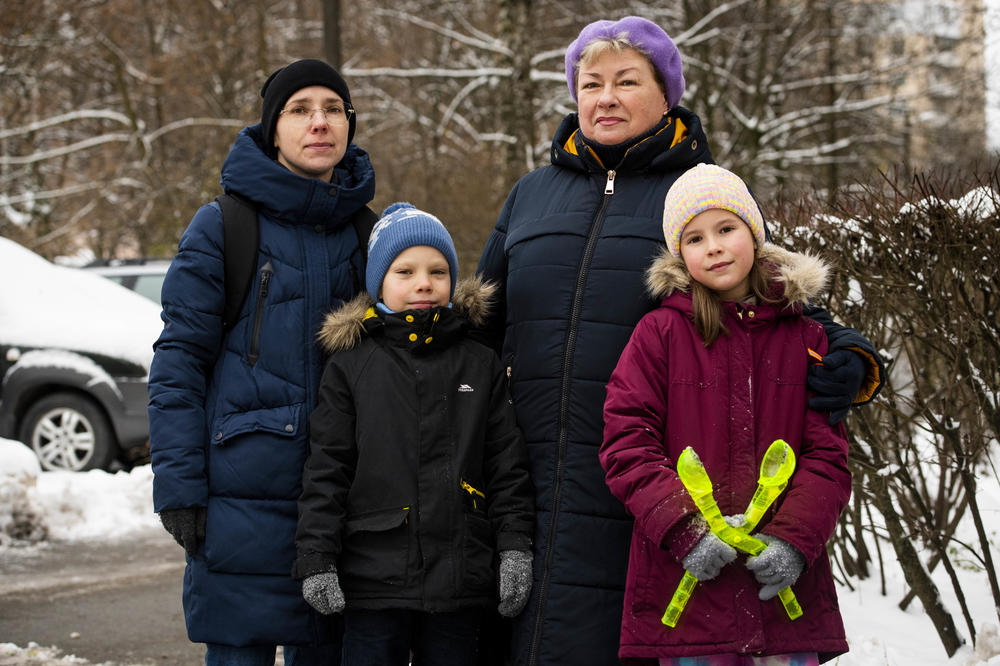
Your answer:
[18,392,117,471]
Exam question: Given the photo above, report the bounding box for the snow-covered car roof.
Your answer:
[83,259,172,278]
[0,237,163,371]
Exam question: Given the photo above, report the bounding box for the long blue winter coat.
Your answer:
[476,108,881,666]
[147,124,375,646]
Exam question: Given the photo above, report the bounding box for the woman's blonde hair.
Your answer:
[575,38,666,95]
[690,257,778,346]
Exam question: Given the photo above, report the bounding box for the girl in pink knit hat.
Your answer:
[600,164,852,665]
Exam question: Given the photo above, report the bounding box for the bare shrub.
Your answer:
[769,164,1000,656]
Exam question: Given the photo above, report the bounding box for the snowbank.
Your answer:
[0,438,157,546]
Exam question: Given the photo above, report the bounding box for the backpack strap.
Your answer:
[351,205,378,269]
[215,193,259,332]
[216,197,376,329]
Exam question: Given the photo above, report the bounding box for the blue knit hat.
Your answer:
[366,203,459,301]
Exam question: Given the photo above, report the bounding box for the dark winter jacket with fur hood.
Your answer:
[294,278,534,612]
[600,245,851,663]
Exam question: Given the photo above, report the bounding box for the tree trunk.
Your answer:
[323,0,341,69]
[948,430,1000,627]
[868,468,965,657]
[497,0,534,189]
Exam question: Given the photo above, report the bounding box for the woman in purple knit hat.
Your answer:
[475,16,882,666]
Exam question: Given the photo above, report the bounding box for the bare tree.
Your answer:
[323,0,341,68]
[1,0,990,264]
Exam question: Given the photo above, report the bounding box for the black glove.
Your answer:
[807,349,866,424]
[159,507,206,557]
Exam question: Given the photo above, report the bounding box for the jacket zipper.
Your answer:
[460,478,486,510]
[247,260,273,367]
[528,169,615,665]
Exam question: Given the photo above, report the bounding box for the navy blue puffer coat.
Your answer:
[476,108,713,666]
[147,124,375,646]
[476,108,881,666]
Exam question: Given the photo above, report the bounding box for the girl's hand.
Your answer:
[682,532,737,581]
[746,534,805,599]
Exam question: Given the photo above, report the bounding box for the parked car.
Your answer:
[83,258,171,306]
[0,238,164,471]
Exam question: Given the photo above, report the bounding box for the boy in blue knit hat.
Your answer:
[293,203,535,665]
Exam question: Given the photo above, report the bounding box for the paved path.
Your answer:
[0,530,207,665]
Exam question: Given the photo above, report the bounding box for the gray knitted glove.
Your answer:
[497,550,532,617]
[682,531,737,581]
[302,571,345,615]
[158,507,206,557]
[746,534,805,600]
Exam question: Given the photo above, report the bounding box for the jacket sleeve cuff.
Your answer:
[496,530,532,553]
[846,345,883,404]
[661,514,709,563]
[291,551,337,579]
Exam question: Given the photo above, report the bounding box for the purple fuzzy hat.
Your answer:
[564,16,685,109]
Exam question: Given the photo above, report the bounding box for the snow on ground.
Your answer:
[1,436,999,665]
[0,642,107,665]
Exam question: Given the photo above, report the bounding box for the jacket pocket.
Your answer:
[210,404,302,445]
[629,533,675,615]
[339,507,411,586]
[462,511,495,592]
[668,345,720,388]
[207,405,304,499]
[247,261,273,367]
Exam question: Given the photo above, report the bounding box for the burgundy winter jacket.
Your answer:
[600,246,851,664]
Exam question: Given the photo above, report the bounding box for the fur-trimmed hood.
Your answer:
[644,243,830,306]
[317,275,497,354]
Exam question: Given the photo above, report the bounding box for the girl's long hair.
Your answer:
[690,257,779,346]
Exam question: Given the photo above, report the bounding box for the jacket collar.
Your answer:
[645,244,830,309]
[219,124,376,229]
[317,276,496,354]
[550,106,712,174]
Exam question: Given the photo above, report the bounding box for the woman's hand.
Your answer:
[807,349,866,424]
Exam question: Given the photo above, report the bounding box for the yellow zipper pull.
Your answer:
[460,479,486,510]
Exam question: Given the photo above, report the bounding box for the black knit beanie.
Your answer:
[260,59,355,158]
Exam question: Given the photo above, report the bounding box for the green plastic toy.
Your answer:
[661,439,803,628]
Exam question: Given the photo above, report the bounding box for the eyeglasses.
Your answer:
[278,104,355,126]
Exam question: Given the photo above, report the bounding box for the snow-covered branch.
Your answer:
[0,133,135,166]
[371,8,510,56]
[344,66,511,79]
[0,110,134,140]
[144,117,246,143]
